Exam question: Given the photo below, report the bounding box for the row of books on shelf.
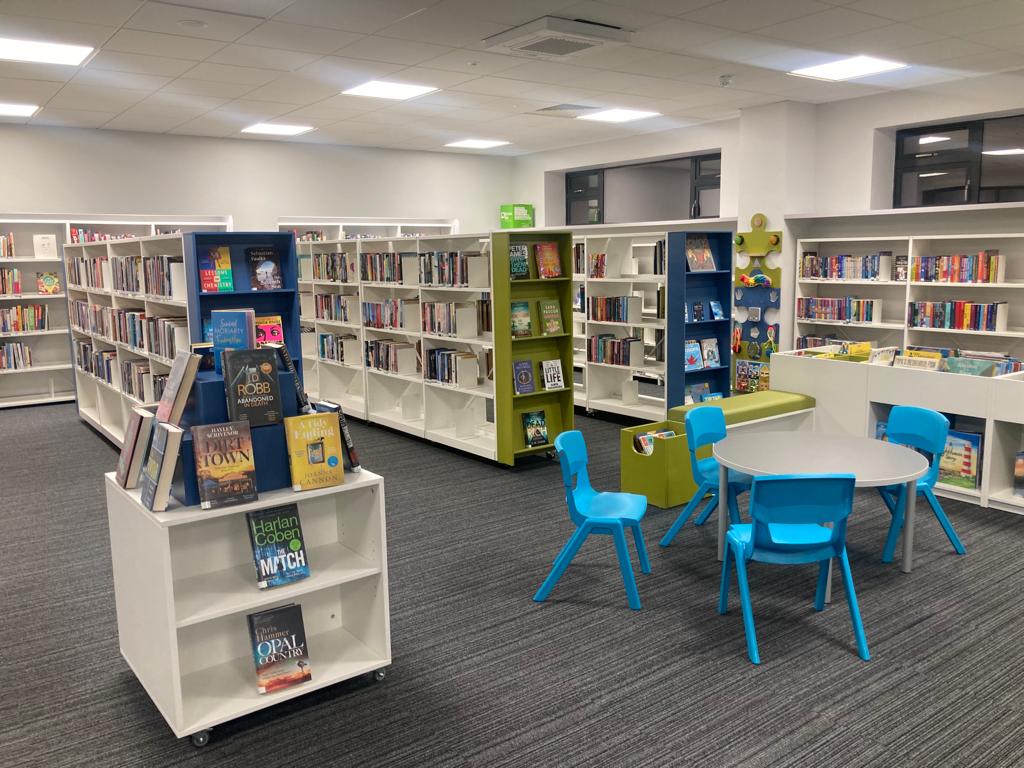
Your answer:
[589,292,667,324]
[70,300,191,358]
[799,251,895,281]
[360,251,413,283]
[0,341,34,370]
[797,296,879,323]
[511,241,562,280]
[0,233,60,260]
[0,268,60,296]
[0,304,49,333]
[422,299,490,337]
[511,299,562,338]
[684,338,721,371]
[1,233,13,260]
[907,300,1006,332]
[588,334,642,366]
[910,251,1003,284]
[315,294,356,323]
[312,250,492,288]
[69,227,137,243]
[794,339,1023,376]
[318,332,358,365]
[365,337,417,375]
[73,339,117,383]
[362,299,415,331]
[72,253,185,298]
[312,251,356,283]
[119,358,168,403]
[425,347,480,387]
[420,250,489,288]
[685,298,726,323]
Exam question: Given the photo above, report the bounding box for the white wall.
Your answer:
[603,163,690,223]
[0,124,514,232]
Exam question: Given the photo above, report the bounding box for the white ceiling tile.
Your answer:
[0,12,115,46]
[31,107,120,127]
[47,83,151,111]
[297,56,405,90]
[335,35,452,66]
[567,45,664,71]
[417,49,521,76]
[351,102,456,124]
[0,76,64,102]
[615,52,721,79]
[682,0,833,32]
[449,76,540,96]
[105,29,227,60]
[139,91,229,112]
[943,50,1024,74]
[155,0,295,17]
[276,0,446,34]
[377,10,507,48]
[428,0,576,26]
[310,93,393,114]
[555,1,674,29]
[207,44,321,71]
[632,19,735,54]
[0,0,143,26]
[855,65,968,89]
[235,21,362,54]
[212,98,296,120]
[103,109,192,132]
[242,74,340,104]
[71,68,172,91]
[827,24,948,57]
[160,77,254,97]
[0,60,76,82]
[168,113,239,136]
[385,65,479,88]
[685,33,799,64]
[183,61,281,85]
[901,37,994,65]
[277,102,378,121]
[87,50,196,77]
[749,47,847,72]
[758,7,891,43]
[966,23,1024,50]
[911,0,1024,36]
[418,90,505,108]
[125,1,262,42]
[602,0,721,14]
[843,0,994,21]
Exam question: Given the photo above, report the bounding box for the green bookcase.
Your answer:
[492,231,575,465]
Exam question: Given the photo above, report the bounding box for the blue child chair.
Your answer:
[534,430,651,610]
[719,474,869,664]
[660,405,752,547]
[878,406,966,562]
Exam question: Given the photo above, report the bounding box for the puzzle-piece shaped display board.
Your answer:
[733,213,782,376]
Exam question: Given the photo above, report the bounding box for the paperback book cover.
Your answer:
[684,340,704,371]
[139,422,184,512]
[510,300,532,337]
[116,406,155,489]
[539,299,563,335]
[541,359,564,390]
[192,421,258,510]
[154,350,200,426]
[1014,451,1024,498]
[522,410,548,447]
[210,308,256,374]
[685,235,716,272]
[246,504,310,589]
[247,603,312,695]
[247,246,283,290]
[199,246,234,293]
[513,359,535,394]
[939,429,983,490]
[284,412,345,491]
[692,301,704,321]
[709,300,725,320]
[534,242,562,278]
[223,347,282,427]
[314,400,361,472]
[700,338,721,368]
[36,272,61,294]
[509,244,530,280]
[686,382,711,403]
[255,314,284,346]
[892,254,909,282]
[267,342,311,415]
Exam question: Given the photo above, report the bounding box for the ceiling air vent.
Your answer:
[484,17,631,60]
[533,104,604,119]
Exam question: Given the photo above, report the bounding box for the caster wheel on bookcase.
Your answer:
[191,730,211,748]
[373,668,387,682]
[545,450,556,460]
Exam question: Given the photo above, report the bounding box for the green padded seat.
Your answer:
[667,390,815,426]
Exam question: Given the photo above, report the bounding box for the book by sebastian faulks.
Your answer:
[314,400,361,472]
[247,603,312,694]
[284,412,345,491]
[534,242,562,278]
[191,421,258,510]
[246,246,283,291]
[246,504,310,589]
[223,347,282,427]
[522,409,548,447]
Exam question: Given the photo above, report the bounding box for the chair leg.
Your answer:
[732,545,760,664]
[630,522,651,574]
[694,492,718,527]
[881,485,906,563]
[611,524,641,610]
[660,482,713,546]
[924,488,966,555]
[877,486,898,517]
[727,487,741,525]
[814,559,829,612]
[533,525,590,603]
[838,548,870,661]
[718,539,732,615]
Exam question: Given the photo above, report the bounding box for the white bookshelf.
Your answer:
[104,469,390,744]
[279,216,457,242]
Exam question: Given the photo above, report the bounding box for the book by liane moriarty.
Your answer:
[191,420,258,510]
[247,603,312,694]
[223,347,282,426]
[245,504,310,589]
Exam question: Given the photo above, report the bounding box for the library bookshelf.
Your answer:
[105,469,390,743]
[279,216,457,242]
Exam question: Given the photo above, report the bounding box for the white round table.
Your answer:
[713,431,929,573]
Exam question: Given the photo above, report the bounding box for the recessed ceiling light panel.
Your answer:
[445,139,510,149]
[982,148,1024,155]
[0,36,93,66]
[342,80,438,100]
[0,102,39,117]
[241,122,314,136]
[577,108,660,123]
[789,55,906,81]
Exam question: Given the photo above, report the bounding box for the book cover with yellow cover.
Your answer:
[284,412,345,491]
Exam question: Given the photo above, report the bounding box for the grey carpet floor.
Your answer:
[2,403,1024,767]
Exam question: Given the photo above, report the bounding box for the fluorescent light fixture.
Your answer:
[577,108,660,123]
[241,122,314,136]
[982,148,1024,155]
[918,135,950,145]
[445,139,510,149]
[0,36,93,66]
[919,172,948,178]
[342,80,437,100]
[789,55,906,81]
[0,102,39,117]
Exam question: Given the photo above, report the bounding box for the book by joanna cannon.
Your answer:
[192,421,258,510]
[284,412,345,491]
[246,503,310,589]
[223,347,282,427]
[247,246,283,290]
[247,603,312,694]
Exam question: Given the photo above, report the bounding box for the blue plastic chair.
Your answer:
[877,406,966,562]
[660,406,752,547]
[534,430,651,610]
[719,474,869,664]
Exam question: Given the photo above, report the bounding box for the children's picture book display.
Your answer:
[709,300,725,320]
[246,504,310,589]
[700,338,721,368]
[192,421,258,510]
[247,603,312,694]
[684,339,704,371]
[522,410,548,447]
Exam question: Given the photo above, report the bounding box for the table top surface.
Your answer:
[713,431,928,487]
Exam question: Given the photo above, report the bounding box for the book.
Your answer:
[138,422,184,512]
[709,300,725,320]
[700,338,721,368]
[32,234,57,259]
[692,301,704,322]
[943,357,996,377]
[633,429,676,455]
[247,603,312,695]
[684,339,704,371]
[510,300,532,337]
[541,359,564,390]
[116,406,155,489]
[539,299,563,335]
[868,346,898,366]
[284,412,345,491]
[534,242,562,278]
[522,410,548,447]
[266,342,311,415]
[191,341,216,371]
[687,382,711,402]
[246,504,310,589]
[154,350,200,426]
[36,272,61,294]
[702,392,723,401]
[513,359,535,394]
[314,400,361,472]
[223,347,282,427]
[199,246,234,293]
[939,429,983,490]
[247,246,283,291]
[1014,452,1024,499]
[509,244,530,280]
[210,308,256,374]
[192,421,258,510]
[685,235,716,271]
[255,314,284,345]
[892,254,909,282]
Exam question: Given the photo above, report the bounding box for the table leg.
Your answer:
[825,559,833,604]
[717,463,728,562]
[901,479,918,574]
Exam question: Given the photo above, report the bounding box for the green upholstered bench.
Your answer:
[620,390,816,509]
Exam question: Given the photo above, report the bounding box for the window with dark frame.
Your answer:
[565,169,604,226]
[894,115,1024,208]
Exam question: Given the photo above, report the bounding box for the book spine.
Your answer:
[271,343,312,413]
[337,409,361,472]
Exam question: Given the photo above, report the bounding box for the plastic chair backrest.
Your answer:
[554,430,596,525]
[748,474,856,560]
[685,406,727,476]
[886,406,949,488]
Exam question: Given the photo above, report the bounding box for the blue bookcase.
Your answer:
[666,231,734,409]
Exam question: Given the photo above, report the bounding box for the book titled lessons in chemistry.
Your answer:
[192,421,258,510]
[247,603,312,695]
[246,504,310,589]
[284,412,345,491]
[199,246,234,293]
[223,347,282,427]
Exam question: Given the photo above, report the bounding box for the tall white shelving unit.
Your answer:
[279,216,457,241]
